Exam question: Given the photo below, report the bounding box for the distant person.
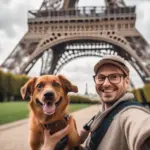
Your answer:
[42,55,150,150]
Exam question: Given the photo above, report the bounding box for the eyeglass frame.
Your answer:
[93,73,127,85]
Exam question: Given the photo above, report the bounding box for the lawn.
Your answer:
[0,102,90,125]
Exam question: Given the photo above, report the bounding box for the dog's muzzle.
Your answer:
[36,96,63,115]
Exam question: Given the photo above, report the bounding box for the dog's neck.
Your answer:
[43,114,70,129]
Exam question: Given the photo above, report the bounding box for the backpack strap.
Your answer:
[89,100,143,150]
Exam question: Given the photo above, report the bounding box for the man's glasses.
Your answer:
[93,73,127,84]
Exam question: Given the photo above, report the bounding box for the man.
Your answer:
[43,55,150,150]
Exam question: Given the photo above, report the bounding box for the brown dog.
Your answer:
[21,75,81,150]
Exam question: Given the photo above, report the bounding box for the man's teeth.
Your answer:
[102,89,114,92]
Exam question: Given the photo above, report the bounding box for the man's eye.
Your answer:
[53,82,61,87]
[36,84,43,89]
[98,76,105,81]
[111,75,117,78]
[111,75,118,79]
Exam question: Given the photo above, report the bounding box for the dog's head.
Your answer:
[21,75,78,118]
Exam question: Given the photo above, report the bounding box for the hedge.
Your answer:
[0,70,29,102]
[132,88,143,103]
[0,70,5,101]
[131,84,150,104]
[69,95,99,104]
[143,84,150,103]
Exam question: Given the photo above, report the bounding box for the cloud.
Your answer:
[28,0,43,9]
[79,0,104,6]
[0,0,28,38]
[0,0,13,5]
[135,1,150,43]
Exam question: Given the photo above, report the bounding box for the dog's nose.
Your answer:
[44,92,54,100]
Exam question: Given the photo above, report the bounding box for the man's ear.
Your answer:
[20,77,37,100]
[57,75,78,94]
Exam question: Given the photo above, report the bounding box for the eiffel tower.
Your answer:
[1,0,150,83]
[85,83,88,96]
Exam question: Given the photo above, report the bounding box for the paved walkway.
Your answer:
[0,105,101,150]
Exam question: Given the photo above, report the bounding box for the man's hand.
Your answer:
[42,125,70,150]
[79,128,90,144]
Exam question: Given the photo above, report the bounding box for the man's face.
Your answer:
[95,64,130,105]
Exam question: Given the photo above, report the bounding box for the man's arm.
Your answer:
[120,107,150,150]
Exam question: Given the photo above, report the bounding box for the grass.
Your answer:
[0,102,90,125]
[0,102,29,125]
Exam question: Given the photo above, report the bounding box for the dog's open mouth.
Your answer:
[36,97,62,115]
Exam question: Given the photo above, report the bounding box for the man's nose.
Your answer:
[102,77,111,86]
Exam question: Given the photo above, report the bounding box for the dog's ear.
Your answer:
[20,77,37,100]
[57,75,78,94]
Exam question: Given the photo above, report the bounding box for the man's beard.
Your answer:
[102,91,126,107]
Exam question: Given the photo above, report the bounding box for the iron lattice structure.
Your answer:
[1,0,150,83]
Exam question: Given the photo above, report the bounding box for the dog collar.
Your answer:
[43,114,70,131]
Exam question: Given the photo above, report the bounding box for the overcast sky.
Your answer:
[0,0,150,94]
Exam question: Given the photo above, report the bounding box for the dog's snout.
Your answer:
[44,92,54,100]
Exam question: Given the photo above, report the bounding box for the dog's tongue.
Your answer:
[43,103,56,115]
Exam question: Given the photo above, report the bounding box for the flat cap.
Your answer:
[94,55,129,75]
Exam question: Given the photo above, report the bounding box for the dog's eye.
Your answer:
[53,82,61,87]
[36,83,43,89]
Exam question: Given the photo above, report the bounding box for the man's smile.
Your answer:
[100,87,117,93]
[102,89,114,93]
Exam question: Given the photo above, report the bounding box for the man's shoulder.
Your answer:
[118,102,150,124]
[119,101,149,114]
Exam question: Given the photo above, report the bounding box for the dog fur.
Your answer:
[21,75,81,150]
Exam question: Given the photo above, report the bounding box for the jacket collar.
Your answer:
[91,92,135,132]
